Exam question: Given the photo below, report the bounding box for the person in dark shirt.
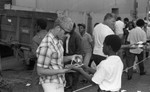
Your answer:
[30,19,47,92]
[64,23,82,56]
[63,23,82,91]
[78,23,93,66]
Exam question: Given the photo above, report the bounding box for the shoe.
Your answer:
[140,72,146,75]
[65,85,73,92]
[80,79,88,84]
[65,85,71,89]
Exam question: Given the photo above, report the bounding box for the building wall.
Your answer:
[11,0,149,30]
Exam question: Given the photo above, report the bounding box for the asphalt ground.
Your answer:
[1,56,150,92]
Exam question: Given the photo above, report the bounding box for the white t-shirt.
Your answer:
[115,20,125,35]
[127,27,147,54]
[93,23,114,57]
[92,55,123,91]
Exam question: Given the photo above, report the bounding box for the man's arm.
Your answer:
[31,39,39,56]
[88,34,94,49]
[37,66,69,76]
[63,56,73,63]
[36,46,70,76]
[79,69,93,82]
[82,65,96,74]
[72,65,96,84]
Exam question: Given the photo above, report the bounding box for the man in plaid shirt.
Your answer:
[36,16,82,92]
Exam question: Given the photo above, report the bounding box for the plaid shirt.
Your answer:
[36,32,65,86]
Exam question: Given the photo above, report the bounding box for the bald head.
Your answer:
[103,13,116,30]
[104,13,116,21]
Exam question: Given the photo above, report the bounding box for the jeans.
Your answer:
[31,63,44,92]
[126,51,145,77]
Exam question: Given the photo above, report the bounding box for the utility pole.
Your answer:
[133,0,138,20]
[147,0,150,22]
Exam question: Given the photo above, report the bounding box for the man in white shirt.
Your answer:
[115,17,125,41]
[115,17,125,68]
[127,19,147,80]
[93,13,115,65]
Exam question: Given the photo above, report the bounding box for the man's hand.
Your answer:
[61,69,70,74]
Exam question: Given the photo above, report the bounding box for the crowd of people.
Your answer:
[28,12,150,92]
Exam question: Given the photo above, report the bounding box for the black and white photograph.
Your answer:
[0,0,150,92]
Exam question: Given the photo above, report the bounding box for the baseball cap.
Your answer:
[54,16,74,32]
[78,23,86,28]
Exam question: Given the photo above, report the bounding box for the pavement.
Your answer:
[1,56,150,92]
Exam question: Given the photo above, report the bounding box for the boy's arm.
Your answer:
[72,65,96,83]
[82,65,96,74]
[79,68,92,80]
[76,68,95,84]
[79,69,95,84]
[88,34,94,49]
[121,44,131,49]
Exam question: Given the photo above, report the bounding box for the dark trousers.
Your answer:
[65,71,80,91]
[31,63,44,92]
[93,54,106,65]
[126,51,145,77]
[98,91,111,92]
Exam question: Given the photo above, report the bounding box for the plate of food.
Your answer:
[130,41,145,48]
[71,56,83,66]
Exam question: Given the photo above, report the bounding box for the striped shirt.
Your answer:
[36,32,65,86]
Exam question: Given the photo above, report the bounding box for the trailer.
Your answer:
[0,9,57,70]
